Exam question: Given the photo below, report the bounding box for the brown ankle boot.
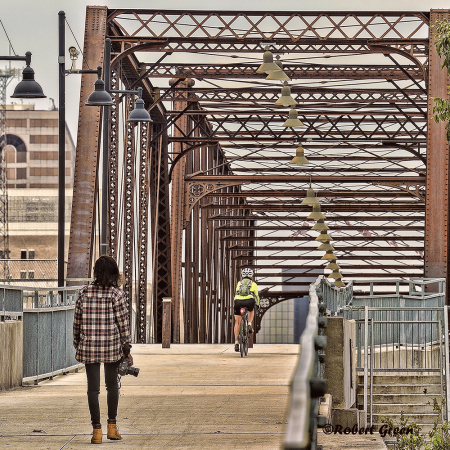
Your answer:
[107,422,122,440]
[91,427,102,444]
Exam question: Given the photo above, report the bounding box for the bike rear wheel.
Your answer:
[244,328,249,356]
[239,318,247,357]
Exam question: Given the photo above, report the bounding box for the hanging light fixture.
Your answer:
[266,55,290,81]
[318,241,335,251]
[256,46,280,74]
[315,230,332,242]
[290,145,309,166]
[321,250,337,261]
[325,260,340,271]
[328,270,343,280]
[334,279,346,288]
[312,219,329,231]
[301,188,319,206]
[282,109,304,127]
[308,204,326,220]
[85,68,114,106]
[10,52,46,99]
[274,81,297,107]
[127,97,152,122]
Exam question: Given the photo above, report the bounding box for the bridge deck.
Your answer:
[0,344,387,449]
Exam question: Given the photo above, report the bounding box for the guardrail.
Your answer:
[317,276,353,314]
[284,277,327,450]
[0,285,23,320]
[0,284,85,384]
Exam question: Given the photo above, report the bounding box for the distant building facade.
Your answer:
[1,104,75,281]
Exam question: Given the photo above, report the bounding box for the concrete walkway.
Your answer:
[0,344,387,449]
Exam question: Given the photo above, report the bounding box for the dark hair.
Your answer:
[93,255,119,288]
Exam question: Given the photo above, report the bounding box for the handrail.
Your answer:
[284,277,326,450]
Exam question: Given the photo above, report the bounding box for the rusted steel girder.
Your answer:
[67,6,107,281]
[186,175,424,183]
[170,78,193,343]
[150,127,172,343]
[425,10,450,299]
[106,10,429,50]
[136,122,150,343]
[165,87,426,105]
[141,63,422,80]
[105,37,428,57]
[123,98,135,314]
[212,215,424,221]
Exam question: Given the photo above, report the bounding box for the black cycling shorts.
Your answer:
[234,298,255,315]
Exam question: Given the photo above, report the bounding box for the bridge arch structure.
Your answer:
[67,7,450,343]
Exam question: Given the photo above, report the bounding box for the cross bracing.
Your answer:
[67,7,449,344]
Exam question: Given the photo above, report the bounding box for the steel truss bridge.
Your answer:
[67,7,450,343]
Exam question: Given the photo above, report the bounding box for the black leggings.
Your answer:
[85,361,120,426]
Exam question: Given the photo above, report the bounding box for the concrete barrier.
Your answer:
[0,320,23,390]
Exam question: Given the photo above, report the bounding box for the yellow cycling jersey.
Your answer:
[234,279,260,305]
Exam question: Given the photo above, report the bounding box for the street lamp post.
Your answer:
[58,11,113,287]
[89,38,152,257]
[58,11,65,289]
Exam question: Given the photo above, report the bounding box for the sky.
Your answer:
[1,0,449,139]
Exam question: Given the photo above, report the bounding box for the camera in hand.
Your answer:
[118,356,140,377]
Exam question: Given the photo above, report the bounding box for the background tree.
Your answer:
[432,18,450,141]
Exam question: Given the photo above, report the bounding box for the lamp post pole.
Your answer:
[100,38,111,257]
[58,10,65,288]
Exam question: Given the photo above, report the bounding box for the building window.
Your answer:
[30,167,58,176]
[6,118,27,127]
[28,249,35,259]
[28,271,35,279]
[20,249,27,259]
[17,150,27,163]
[20,270,26,279]
[30,119,58,127]
[16,168,27,179]
[30,135,58,144]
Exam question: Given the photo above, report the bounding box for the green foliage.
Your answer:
[380,398,450,450]
[425,398,450,450]
[380,412,426,450]
[433,19,450,72]
[432,19,450,141]
[432,96,450,141]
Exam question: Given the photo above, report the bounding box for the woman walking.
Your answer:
[73,255,132,444]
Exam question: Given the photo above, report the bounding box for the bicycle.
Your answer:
[238,307,249,357]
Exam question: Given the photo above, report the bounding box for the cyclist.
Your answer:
[234,268,259,352]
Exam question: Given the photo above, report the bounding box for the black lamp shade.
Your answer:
[85,78,113,106]
[11,66,46,98]
[127,98,152,123]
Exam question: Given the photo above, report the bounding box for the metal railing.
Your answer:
[284,277,327,450]
[317,276,353,314]
[0,284,23,320]
[0,283,85,384]
[340,278,450,426]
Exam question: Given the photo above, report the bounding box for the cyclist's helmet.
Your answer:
[241,268,253,279]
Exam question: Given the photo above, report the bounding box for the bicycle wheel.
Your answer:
[239,319,246,357]
[244,324,249,356]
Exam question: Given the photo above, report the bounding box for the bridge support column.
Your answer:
[425,9,450,301]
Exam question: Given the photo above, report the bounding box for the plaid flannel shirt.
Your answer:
[73,284,131,364]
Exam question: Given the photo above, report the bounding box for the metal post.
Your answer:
[58,11,65,288]
[162,297,172,348]
[363,305,369,422]
[100,38,111,256]
[444,305,450,421]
